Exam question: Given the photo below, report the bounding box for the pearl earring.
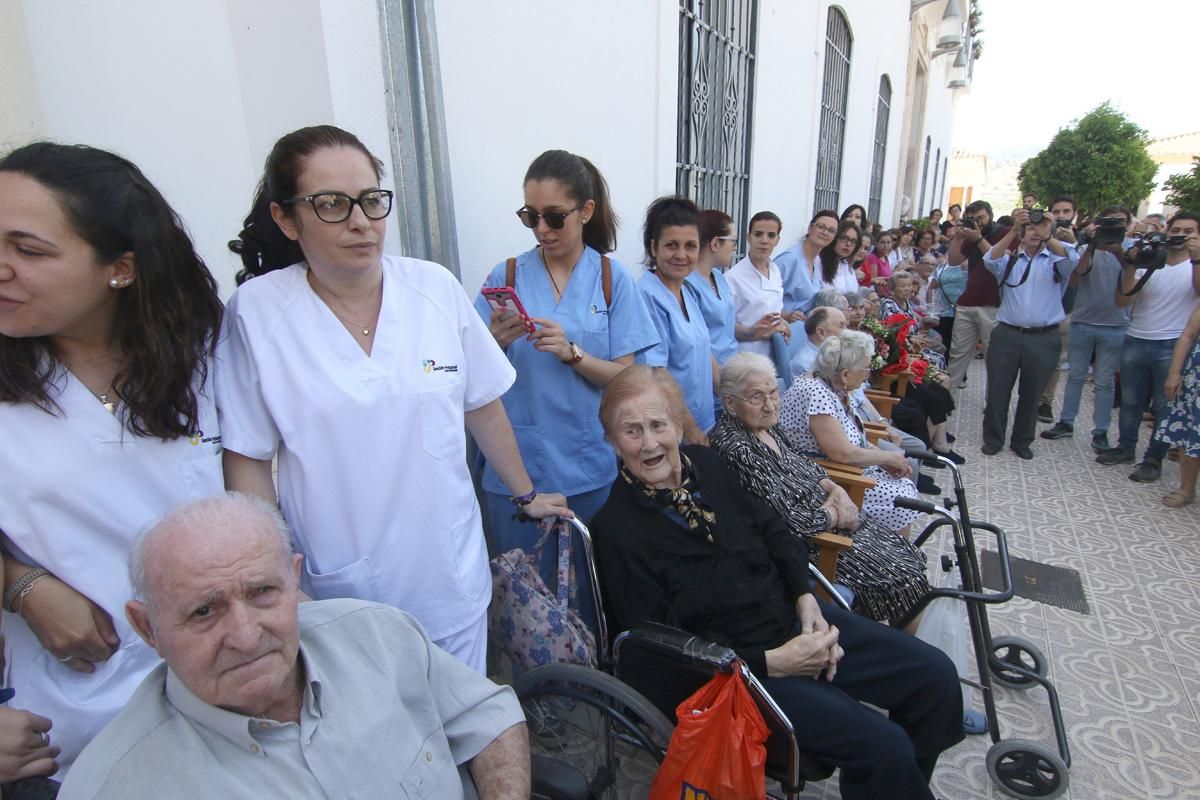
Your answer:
[109,278,121,288]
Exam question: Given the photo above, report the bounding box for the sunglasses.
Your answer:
[285,190,393,223]
[516,204,583,230]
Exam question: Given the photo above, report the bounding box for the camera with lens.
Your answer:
[1129,232,1172,269]
[960,217,977,230]
[1054,219,1072,229]
[1078,215,1128,246]
[1026,209,1048,224]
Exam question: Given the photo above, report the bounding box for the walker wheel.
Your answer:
[990,635,1048,690]
[986,738,1068,799]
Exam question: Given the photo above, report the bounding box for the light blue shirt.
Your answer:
[475,246,660,495]
[638,271,717,432]
[789,336,819,378]
[930,264,969,318]
[983,244,1079,328]
[684,269,739,365]
[775,241,823,315]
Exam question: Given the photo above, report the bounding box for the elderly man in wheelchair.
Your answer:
[588,365,963,800]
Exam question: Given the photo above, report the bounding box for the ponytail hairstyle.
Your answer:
[229,125,384,284]
[642,195,701,268]
[524,150,617,253]
[818,220,861,283]
[0,142,222,439]
[698,209,734,249]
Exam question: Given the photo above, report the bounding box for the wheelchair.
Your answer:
[514,516,851,800]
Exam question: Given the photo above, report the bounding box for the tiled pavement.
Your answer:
[799,356,1200,799]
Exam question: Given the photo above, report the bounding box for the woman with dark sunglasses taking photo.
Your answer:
[473,149,659,563]
[219,126,567,673]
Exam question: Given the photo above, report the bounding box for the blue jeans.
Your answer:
[1060,322,1126,432]
[1117,336,1175,460]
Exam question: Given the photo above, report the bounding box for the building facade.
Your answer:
[3,0,972,295]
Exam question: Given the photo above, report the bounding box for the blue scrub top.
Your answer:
[775,242,822,315]
[474,246,660,496]
[637,271,716,433]
[684,269,738,365]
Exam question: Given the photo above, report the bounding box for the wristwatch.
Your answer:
[564,341,584,365]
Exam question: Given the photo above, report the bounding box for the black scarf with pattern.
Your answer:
[619,452,717,542]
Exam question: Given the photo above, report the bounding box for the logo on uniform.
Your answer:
[422,359,459,374]
[590,304,609,315]
[188,431,222,446]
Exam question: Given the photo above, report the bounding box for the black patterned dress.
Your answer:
[709,414,929,622]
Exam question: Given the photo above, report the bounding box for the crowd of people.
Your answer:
[1,127,1197,800]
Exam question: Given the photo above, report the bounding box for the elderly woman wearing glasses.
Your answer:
[779,331,921,534]
[218,127,571,672]
[470,149,662,570]
[591,366,963,800]
[709,353,929,622]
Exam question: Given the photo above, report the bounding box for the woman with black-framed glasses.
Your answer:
[219,125,569,673]
[818,220,863,294]
[471,149,659,593]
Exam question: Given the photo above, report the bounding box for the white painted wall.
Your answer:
[433,1,677,295]
[2,0,399,296]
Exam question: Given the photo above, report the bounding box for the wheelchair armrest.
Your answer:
[614,622,739,674]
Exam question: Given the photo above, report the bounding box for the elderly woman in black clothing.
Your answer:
[591,366,962,800]
[708,353,929,623]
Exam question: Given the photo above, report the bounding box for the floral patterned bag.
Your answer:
[489,518,598,673]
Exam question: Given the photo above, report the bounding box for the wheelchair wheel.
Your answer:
[515,662,674,800]
[986,738,1069,799]
[989,635,1048,690]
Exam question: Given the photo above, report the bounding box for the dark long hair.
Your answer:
[524,150,617,253]
[840,204,868,228]
[229,125,384,284]
[0,142,222,439]
[698,209,733,248]
[642,196,701,268]
[818,220,861,283]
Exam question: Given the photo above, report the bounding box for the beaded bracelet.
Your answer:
[4,567,51,613]
[510,489,538,507]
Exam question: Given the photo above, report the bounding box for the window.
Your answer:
[867,75,891,224]
[917,136,931,217]
[676,0,759,237]
[930,147,941,213]
[813,7,852,214]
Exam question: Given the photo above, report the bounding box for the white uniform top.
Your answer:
[726,255,784,357]
[0,370,224,774]
[214,256,515,641]
[823,260,860,294]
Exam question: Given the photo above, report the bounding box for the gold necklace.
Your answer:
[307,271,376,337]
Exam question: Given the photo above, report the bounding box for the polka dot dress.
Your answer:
[779,376,920,532]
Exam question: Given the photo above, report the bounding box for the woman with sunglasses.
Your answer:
[637,196,718,437]
[219,126,567,673]
[473,149,659,563]
[818,221,863,294]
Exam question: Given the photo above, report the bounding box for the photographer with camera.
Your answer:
[1041,206,1132,450]
[978,208,1080,459]
[1035,196,1082,422]
[1096,212,1200,482]
[944,200,1009,391]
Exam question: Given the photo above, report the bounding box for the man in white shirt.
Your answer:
[790,306,845,376]
[1096,213,1200,482]
[979,209,1080,459]
[60,494,529,800]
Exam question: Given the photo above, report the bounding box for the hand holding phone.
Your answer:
[482,287,535,334]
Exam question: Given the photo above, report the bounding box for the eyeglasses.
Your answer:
[812,224,838,236]
[285,190,394,223]
[837,235,860,245]
[715,236,738,244]
[516,205,582,230]
[734,389,781,407]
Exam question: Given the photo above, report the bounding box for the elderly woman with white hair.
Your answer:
[709,353,929,622]
[780,331,921,533]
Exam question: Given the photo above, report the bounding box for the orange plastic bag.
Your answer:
[649,665,769,800]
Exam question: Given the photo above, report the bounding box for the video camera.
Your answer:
[1120,233,1190,295]
[1077,216,1127,247]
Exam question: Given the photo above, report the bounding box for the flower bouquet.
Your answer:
[861,313,929,384]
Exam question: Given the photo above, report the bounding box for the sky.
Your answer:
[952,0,1200,158]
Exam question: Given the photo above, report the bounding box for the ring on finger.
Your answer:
[38,731,49,747]
[58,655,74,663]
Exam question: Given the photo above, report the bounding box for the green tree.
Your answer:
[1017,102,1157,220]
[1164,157,1200,212]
